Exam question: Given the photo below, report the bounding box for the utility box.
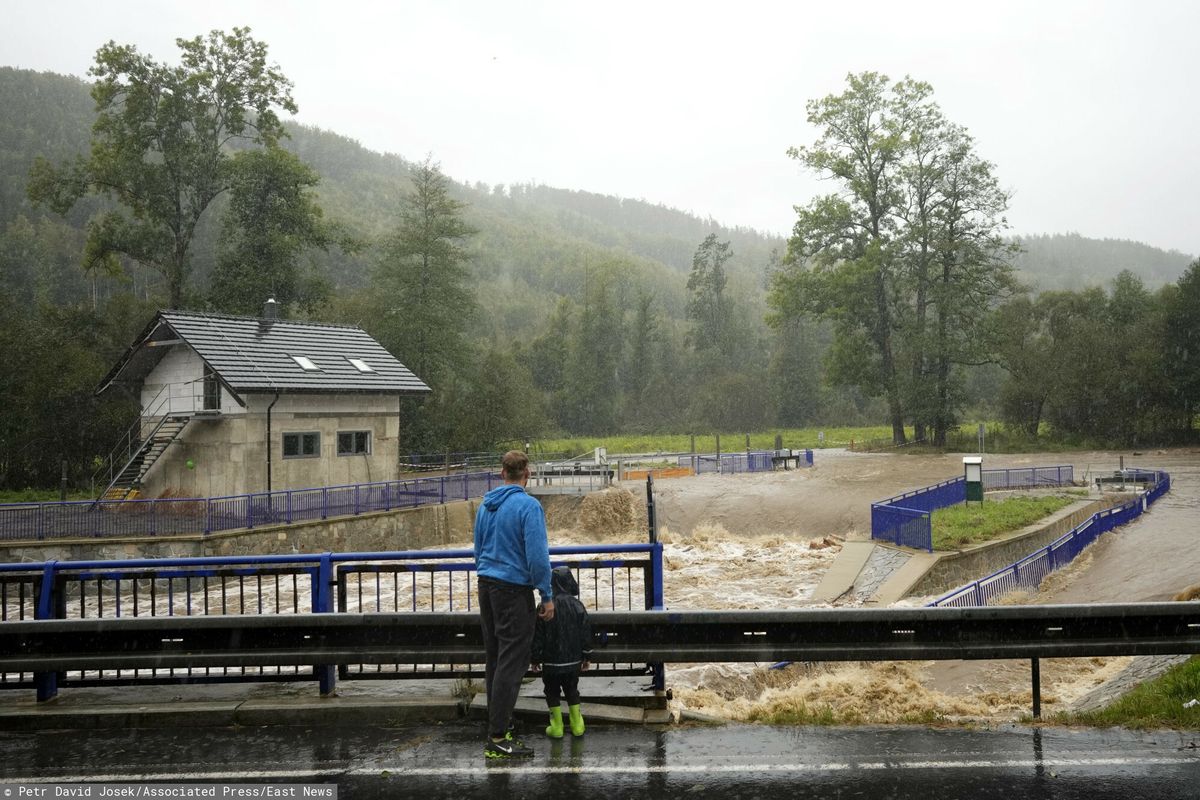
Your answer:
[963,456,984,503]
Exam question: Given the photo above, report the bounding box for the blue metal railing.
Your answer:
[676,449,813,475]
[871,466,1077,552]
[0,542,665,699]
[982,465,1075,490]
[929,469,1170,607]
[0,471,499,543]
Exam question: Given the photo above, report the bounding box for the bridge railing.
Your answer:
[0,543,664,699]
[930,469,1170,607]
[5,602,1198,717]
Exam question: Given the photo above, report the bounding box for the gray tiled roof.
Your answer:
[101,310,430,396]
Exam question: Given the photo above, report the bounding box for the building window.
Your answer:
[202,365,220,411]
[291,355,320,371]
[347,357,374,373]
[337,430,371,456]
[283,432,320,458]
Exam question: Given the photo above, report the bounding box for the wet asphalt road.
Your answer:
[3,722,1198,799]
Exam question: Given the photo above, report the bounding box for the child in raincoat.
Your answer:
[531,565,592,737]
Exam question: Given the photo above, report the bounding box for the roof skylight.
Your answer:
[347,357,374,373]
[291,355,320,371]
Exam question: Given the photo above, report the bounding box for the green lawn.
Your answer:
[931,495,1077,550]
[532,425,901,457]
[1050,656,1200,729]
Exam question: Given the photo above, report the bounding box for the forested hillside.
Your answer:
[0,68,776,320]
[1012,233,1193,290]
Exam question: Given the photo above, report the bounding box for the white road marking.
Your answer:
[9,755,1199,782]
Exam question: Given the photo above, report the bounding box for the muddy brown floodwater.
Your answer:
[582,448,1200,725]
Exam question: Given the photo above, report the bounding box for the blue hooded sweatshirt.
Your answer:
[473,484,552,602]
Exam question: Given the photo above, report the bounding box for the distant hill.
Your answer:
[0,66,1192,330]
[1012,233,1194,291]
[0,67,781,340]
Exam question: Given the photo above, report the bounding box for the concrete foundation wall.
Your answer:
[142,393,401,499]
[906,494,1133,597]
[0,494,585,564]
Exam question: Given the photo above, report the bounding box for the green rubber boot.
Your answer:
[568,703,585,736]
[545,706,564,738]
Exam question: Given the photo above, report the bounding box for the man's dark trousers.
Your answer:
[478,576,536,737]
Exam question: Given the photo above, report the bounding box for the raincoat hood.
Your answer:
[483,484,524,512]
[551,565,579,597]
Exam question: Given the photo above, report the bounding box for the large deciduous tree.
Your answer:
[770,72,1015,444]
[28,28,297,307]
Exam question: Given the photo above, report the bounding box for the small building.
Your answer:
[95,300,429,500]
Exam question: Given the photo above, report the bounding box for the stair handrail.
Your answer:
[90,384,183,499]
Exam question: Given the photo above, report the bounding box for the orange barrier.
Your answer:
[623,466,695,481]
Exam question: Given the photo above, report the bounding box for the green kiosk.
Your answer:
[964,456,984,504]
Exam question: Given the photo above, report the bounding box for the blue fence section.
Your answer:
[0,471,500,543]
[930,469,1170,607]
[982,465,1075,490]
[871,466,1077,552]
[871,477,965,551]
[0,542,665,696]
[677,449,813,475]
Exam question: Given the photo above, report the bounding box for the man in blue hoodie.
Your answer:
[475,449,554,759]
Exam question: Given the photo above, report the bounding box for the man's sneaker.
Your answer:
[485,738,534,759]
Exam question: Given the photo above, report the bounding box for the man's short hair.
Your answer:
[501,450,529,481]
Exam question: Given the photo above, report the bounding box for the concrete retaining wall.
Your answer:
[0,494,585,564]
[906,493,1133,597]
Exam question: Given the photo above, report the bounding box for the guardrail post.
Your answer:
[439,477,446,504]
[1031,657,1041,718]
[649,541,666,691]
[286,491,293,525]
[34,560,60,701]
[246,495,253,530]
[204,499,212,535]
[321,487,328,520]
[314,553,337,696]
[354,484,361,515]
[646,474,657,544]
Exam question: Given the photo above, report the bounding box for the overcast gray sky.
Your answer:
[4,0,1198,255]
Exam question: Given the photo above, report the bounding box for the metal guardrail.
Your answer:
[0,543,666,700]
[930,469,1171,607]
[0,472,501,542]
[871,466,1078,552]
[3,603,1196,716]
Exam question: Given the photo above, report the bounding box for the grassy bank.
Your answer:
[535,426,901,457]
[533,422,1151,458]
[930,495,1077,550]
[1051,656,1200,729]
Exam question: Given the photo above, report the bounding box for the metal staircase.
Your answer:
[93,384,198,502]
